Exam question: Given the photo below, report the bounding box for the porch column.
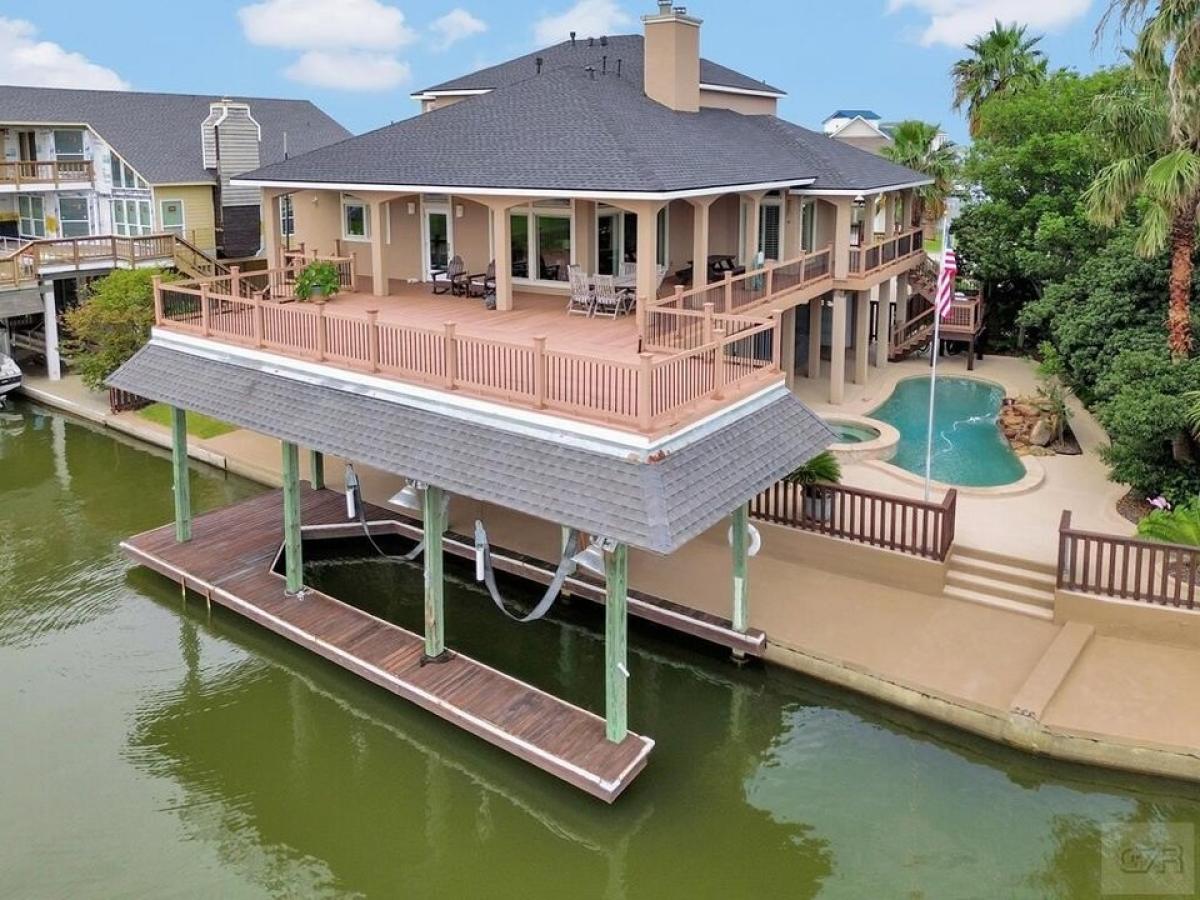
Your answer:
[784,195,804,259]
[854,286,875,385]
[807,298,823,380]
[781,307,797,388]
[370,199,388,297]
[261,189,283,268]
[741,192,765,266]
[42,281,61,381]
[831,198,853,280]
[635,201,663,334]
[862,194,878,244]
[281,441,303,594]
[423,484,448,661]
[309,450,325,490]
[490,204,514,312]
[900,189,915,230]
[575,200,596,274]
[875,277,895,369]
[688,195,716,289]
[829,290,848,404]
[605,541,629,743]
[730,503,750,634]
[171,407,191,543]
[883,190,897,237]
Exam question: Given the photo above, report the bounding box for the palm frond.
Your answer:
[1134,201,1172,256]
[1084,157,1151,226]
[1142,148,1200,209]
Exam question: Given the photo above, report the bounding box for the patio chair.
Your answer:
[431,255,466,295]
[566,264,594,316]
[468,260,495,299]
[592,274,629,318]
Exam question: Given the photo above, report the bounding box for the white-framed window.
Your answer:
[53,130,85,161]
[58,196,91,238]
[510,200,573,282]
[159,198,185,236]
[18,195,46,238]
[279,195,295,238]
[109,154,147,190]
[594,205,667,275]
[342,194,369,240]
[758,198,782,261]
[112,198,153,236]
[800,200,816,252]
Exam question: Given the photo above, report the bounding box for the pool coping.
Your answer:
[824,413,900,464]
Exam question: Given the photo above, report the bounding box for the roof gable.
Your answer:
[824,109,881,122]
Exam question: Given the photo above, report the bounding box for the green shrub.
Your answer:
[785,450,842,486]
[62,268,168,390]
[1137,498,1200,548]
[294,260,341,300]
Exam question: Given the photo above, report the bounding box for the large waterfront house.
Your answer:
[109,2,952,799]
[0,86,347,378]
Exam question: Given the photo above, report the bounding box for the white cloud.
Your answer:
[888,0,1092,47]
[283,50,411,90]
[532,0,633,46]
[238,0,416,50]
[430,8,488,51]
[0,17,128,90]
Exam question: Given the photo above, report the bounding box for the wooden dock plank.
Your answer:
[122,489,653,802]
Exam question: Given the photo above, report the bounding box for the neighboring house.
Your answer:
[823,109,951,156]
[0,85,348,379]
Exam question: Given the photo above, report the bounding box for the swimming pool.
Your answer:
[829,421,882,445]
[868,376,1026,487]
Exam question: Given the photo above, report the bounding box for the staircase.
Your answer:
[943,545,1057,620]
[171,235,229,279]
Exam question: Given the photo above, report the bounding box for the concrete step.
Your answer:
[952,544,1057,577]
[947,553,1058,592]
[942,584,1055,620]
[945,569,1055,610]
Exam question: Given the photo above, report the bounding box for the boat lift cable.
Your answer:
[344,465,428,562]
[473,520,580,624]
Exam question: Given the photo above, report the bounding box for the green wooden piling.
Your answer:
[171,406,191,543]
[309,450,325,490]
[423,485,447,660]
[281,441,303,594]
[731,503,749,634]
[605,542,629,743]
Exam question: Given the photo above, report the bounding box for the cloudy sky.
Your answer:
[5,0,1123,142]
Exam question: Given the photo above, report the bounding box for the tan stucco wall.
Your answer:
[421,95,472,114]
[290,189,344,258]
[152,184,217,253]
[451,196,491,274]
[667,199,693,271]
[837,135,891,156]
[699,90,777,116]
[383,196,422,284]
[708,194,741,257]
[813,198,838,250]
[644,16,701,111]
[1056,590,1200,650]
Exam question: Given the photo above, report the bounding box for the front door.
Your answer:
[160,199,185,237]
[425,208,450,278]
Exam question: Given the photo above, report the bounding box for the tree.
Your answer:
[951,21,1048,137]
[880,120,958,226]
[1188,390,1200,435]
[62,268,165,390]
[1087,1,1200,359]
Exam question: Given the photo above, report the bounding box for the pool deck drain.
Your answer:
[122,488,654,803]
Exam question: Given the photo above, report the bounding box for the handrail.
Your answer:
[0,233,191,289]
[153,271,783,435]
[0,159,94,187]
[1058,511,1199,609]
[750,480,957,560]
[849,227,925,277]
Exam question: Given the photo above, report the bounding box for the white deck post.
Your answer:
[41,281,61,381]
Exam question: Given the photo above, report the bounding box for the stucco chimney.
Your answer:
[642,4,701,112]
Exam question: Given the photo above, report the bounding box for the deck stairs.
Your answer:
[171,236,229,279]
[944,545,1057,620]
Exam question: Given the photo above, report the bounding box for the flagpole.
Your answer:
[922,216,953,502]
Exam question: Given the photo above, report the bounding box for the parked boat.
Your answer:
[0,354,22,405]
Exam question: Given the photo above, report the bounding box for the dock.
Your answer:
[122,488,654,802]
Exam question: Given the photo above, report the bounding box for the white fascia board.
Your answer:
[408,88,493,100]
[699,83,786,99]
[232,177,816,201]
[791,178,933,196]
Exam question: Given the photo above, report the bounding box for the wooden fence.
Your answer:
[0,234,179,289]
[0,160,93,186]
[108,387,152,413]
[750,480,958,560]
[1058,511,1199,609]
[849,227,925,278]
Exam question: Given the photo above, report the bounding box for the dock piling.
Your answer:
[423,485,448,662]
[309,450,325,490]
[170,406,191,543]
[731,502,750,634]
[281,441,304,594]
[605,541,629,743]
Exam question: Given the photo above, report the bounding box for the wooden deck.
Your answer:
[121,488,654,802]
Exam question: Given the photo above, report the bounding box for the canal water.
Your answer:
[3,398,1200,899]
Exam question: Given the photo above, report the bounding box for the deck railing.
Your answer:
[153,270,783,434]
[640,245,832,349]
[0,159,94,187]
[0,234,212,290]
[1058,511,1199,609]
[849,227,925,278]
[750,480,958,560]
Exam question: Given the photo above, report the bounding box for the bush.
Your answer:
[1094,350,1200,502]
[785,450,842,486]
[62,268,167,390]
[294,260,341,300]
[1138,498,1200,547]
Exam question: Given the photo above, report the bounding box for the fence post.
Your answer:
[444,321,457,389]
[765,261,775,298]
[533,335,547,408]
[229,264,241,298]
[702,302,715,345]
[638,352,654,432]
[712,327,726,400]
[1057,510,1072,590]
[152,275,163,325]
[770,309,783,371]
[941,489,958,561]
[199,284,211,336]
[723,270,733,314]
[253,297,265,349]
[316,302,327,361]
[366,309,380,373]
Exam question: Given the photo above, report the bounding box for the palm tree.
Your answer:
[951,21,1048,137]
[1187,390,1200,436]
[880,121,958,227]
[1087,2,1200,360]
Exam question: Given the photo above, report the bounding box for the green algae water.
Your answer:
[4,398,1200,898]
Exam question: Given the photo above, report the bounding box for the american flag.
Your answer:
[935,249,957,319]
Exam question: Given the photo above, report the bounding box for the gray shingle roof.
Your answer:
[419,34,784,96]
[243,67,926,194]
[108,340,833,554]
[0,85,350,185]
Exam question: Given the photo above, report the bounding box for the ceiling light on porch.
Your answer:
[388,480,427,513]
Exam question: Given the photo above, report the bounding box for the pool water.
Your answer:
[829,422,881,445]
[869,376,1026,487]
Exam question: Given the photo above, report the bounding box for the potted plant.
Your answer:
[784,450,842,522]
[294,260,341,302]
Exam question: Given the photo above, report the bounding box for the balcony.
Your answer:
[0,160,94,190]
[845,227,925,285]
[154,258,785,436]
[0,234,178,290]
